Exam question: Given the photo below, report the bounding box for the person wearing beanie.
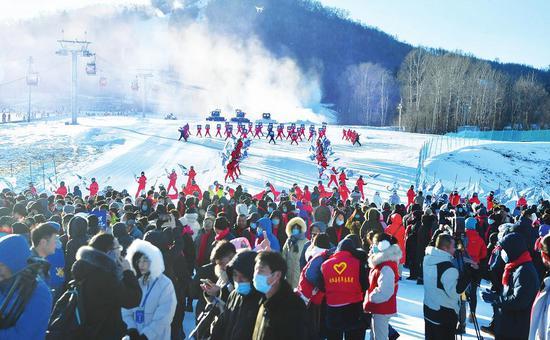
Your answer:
[194,216,216,267]
[0,206,11,218]
[326,210,350,246]
[62,204,76,216]
[252,251,307,340]
[461,217,487,324]
[321,237,368,340]
[481,232,538,340]
[211,251,262,340]
[11,222,30,243]
[254,217,281,252]
[298,221,328,269]
[281,217,307,288]
[0,216,14,237]
[245,212,260,246]
[214,216,235,243]
[12,202,27,222]
[0,234,53,339]
[64,216,89,282]
[72,233,142,339]
[112,222,134,255]
[364,233,402,340]
[530,234,550,339]
[236,203,248,217]
[233,214,252,241]
[360,208,384,247]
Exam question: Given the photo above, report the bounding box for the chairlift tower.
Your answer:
[136,70,153,118]
[26,56,39,122]
[56,35,94,124]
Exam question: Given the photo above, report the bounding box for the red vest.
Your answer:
[321,251,363,306]
[363,260,398,315]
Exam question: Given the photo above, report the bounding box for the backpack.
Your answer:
[46,280,86,340]
[0,261,44,329]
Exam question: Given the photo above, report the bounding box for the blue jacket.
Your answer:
[0,235,53,340]
[256,217,281,252]
[46,245,66,290]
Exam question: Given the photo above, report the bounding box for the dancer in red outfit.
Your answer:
[166,169,178,195]
[356,175,365,199]
[135,172,147,198]
[328,167,339,188]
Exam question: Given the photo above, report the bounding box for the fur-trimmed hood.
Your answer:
[125,239,165,280]
[368,244,402,268]
[286,216,307,236]
[75,246,121,279]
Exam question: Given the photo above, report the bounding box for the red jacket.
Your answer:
[469,196,480,205]
[385,214,405,264]
[364,260,398,315]
[339,172,347,185]
[169,172,177,183]
[321,250,363,306]
[356,177,365,189]
[295,186,303,200]
[88,182,99,197]
[338,185,350,202]
[137,175,147,187]
[406,189,415,205]
[56,185,68,197]
[450,193,461,206]
[465,229,487,264]
[303,189,311,202]
[187,168,196,186]
[517,197,527,208]
[185,184,203,200]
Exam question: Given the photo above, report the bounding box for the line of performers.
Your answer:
[342,128,361,146]
[179,122,329,146]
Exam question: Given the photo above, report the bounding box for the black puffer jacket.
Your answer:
[64,216,89,282]
[71,246,142,340]
[493,232,539,339]
[252,280,307,340]
[211,251,261,340]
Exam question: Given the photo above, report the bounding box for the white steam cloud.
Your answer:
[0,4,332,123]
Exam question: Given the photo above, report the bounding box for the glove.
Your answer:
[126,329,139,340]
[481,289,499,305]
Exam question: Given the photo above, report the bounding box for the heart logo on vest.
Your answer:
[333,262,347,275]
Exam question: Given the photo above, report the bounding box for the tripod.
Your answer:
[456,286,483,340]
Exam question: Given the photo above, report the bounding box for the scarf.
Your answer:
[288,233,305,253]
[197,231,212,265]
[215,228,231,241]
[502,251,532,286]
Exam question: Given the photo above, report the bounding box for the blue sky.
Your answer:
[320,0,550,69]
[1,0,548,69]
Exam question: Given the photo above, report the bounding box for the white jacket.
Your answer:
[180,212,201,239]
[122,240,177,340]
[422,246,460,314]
[530,276,550,340]
[366,244,402,308]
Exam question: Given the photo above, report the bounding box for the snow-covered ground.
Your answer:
[0,115,505,338]
[1,116,429,202]
[182,268,496,339]
[423,142,550,204]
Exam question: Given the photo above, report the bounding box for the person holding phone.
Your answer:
[71,233,142,340]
